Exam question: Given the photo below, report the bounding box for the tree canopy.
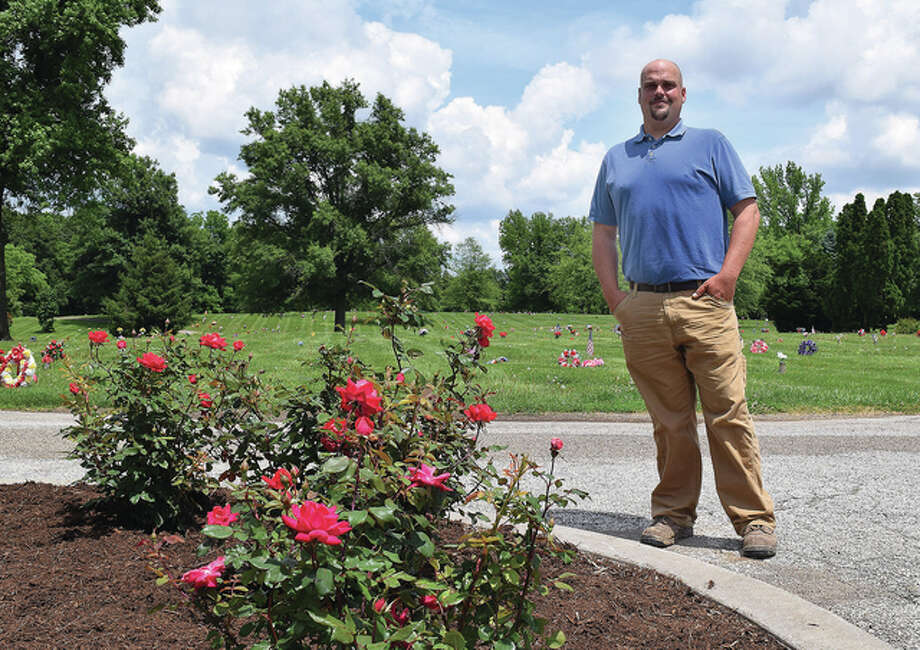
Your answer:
[0,0,161,339]
[213,79,454,329]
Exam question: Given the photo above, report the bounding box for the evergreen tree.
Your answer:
[103,228,192,331]
[830,194,869,329]
[860,198,898,326]
[885,191,920,318]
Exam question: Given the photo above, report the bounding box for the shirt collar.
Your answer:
[632,119,687,143]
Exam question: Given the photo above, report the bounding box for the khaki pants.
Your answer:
[614,289,775,535]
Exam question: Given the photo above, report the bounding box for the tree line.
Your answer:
[3,2,919,338]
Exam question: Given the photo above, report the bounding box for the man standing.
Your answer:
[589,59,776,559]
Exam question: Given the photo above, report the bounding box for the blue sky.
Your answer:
[106,0,920,263]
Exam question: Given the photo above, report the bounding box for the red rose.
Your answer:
[88,330,109,345]
[550,437,564,453]
[474,312,495,347]
[188,374,197,384]
[464,402,497,423]
[199,332,227,350]
[137,352,167,372]
[69,382,82,395]
[116,340,127,350]
[233,340,245,351]
[198,391,213,408]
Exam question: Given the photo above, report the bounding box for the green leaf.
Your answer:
[203,525,234,539]
[493,641,516,650]
[315,567,334,596]
[409,531,434,558]
[547,630,566,648]
[345,510,369,526]
[322,455,352,474]
[552,580,574,592]
[414,578,446,591]
[155,575,169,586]
[369,505,396,524]
[442,630,468,649]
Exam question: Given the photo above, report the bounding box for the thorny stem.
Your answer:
[516,454,557,629]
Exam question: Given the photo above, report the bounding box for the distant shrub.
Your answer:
[891,317,920,335]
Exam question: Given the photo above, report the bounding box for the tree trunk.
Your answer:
[334,291,347,333]
[0,186,11,341]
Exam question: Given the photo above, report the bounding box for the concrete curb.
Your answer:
[552,524,893,650]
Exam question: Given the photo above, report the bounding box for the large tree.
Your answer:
[213,80,454,330]
[499,210,575,312]
[441,237,501,312]
[0,0,161,339]
[752,162,835,329]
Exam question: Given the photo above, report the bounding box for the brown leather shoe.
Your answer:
[640,516,693,548]
[741,523,777,559]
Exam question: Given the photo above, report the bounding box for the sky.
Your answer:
[106,0,920,264]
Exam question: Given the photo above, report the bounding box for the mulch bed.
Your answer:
[0,482,788,648]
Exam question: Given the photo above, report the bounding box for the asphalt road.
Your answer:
[2,411,918,648]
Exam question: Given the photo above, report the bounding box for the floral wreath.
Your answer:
[749,339,769,354]
[0,345,38,388]
[557,349,581,367]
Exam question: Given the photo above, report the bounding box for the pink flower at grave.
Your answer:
[408,464,452,492]
[282,501,352,545]
[181,556,225,589]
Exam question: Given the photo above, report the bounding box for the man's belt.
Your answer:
[630,279,705,293]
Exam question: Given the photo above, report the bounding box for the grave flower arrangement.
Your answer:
[798,339,818,355]
[0,345,38,387]
[750,339,769,354]
[557,348,581,366]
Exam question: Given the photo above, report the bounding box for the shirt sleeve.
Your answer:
[588,155,617,226]
[711,132,756,210]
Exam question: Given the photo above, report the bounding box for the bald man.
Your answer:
[589,59,776,559]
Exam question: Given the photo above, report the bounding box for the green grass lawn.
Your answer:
[2,311,918,414]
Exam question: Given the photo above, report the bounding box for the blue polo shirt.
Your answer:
[588,120,755,285]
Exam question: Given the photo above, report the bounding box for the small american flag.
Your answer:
[586,326,594,357]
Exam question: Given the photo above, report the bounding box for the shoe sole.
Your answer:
[742,546,776,559]
[640,529,693,548]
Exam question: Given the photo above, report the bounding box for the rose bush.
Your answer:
[68,284,587,648]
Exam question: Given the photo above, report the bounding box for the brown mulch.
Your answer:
[0,483,789,649]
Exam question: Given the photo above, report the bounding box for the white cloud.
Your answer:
[872,113,920,168]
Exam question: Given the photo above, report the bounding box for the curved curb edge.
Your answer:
[552,524,893,650]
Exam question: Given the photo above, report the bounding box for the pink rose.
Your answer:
[206,504,238,527]
[355,415,374,436]
[550,437,564,453]
[137,352,167,373]
[181,556,225,589]
[68,382,81,395]
[421,595,441,611]
[373,598,386,614]
[116,340,127,350]
[407,463,452,492]
[282,501,352,545]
